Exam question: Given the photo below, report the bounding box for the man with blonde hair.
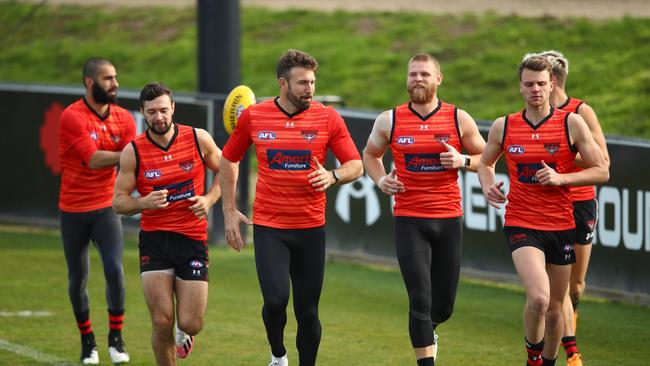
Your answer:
[364,53,485,366]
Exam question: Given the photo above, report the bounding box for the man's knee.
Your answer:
[151,312,174,333]
[264,295,289,313]
[431,304,453,324]
[527,293,550,316]
[178,317,204,336]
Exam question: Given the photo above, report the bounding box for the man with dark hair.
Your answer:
[113,82,222,366]
[58,57,135,365]
[220,49,363,366]
[478,55,608,366]
[363,53,485,366]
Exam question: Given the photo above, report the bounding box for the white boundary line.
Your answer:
[0,339,77,366]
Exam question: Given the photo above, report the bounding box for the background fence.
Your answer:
[2,83,649,300]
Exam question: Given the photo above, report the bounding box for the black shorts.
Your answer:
[503,226,576,265]
[573,199,598,245]
[138,230,209,281]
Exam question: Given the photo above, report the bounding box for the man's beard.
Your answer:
[92,82,117,104]
[408,83,435,104]
[146,119,172,135]
[287,85,311,111]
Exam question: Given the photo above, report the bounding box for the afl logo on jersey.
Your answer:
[257,131,276,141]
[396,136,415,145]
[507,145,525,155]
[90,131,98,141]
[144,169,162,180]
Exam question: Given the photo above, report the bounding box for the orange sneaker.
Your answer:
[567,353,584,366]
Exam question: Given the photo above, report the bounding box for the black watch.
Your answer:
[331,170,340,184]
[465,155,471,167]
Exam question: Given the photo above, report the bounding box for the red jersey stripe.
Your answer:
[503,108,577,230]
[133,124,207,240]
[389,101,463,218]
[58,98,136,212]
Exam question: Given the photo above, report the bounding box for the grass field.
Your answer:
[0,225,649,365]
[0,2,649,138]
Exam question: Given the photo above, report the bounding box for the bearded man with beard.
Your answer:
[58,58,135,365]
[220,49,362,366]
[363,53,485,366]
[113,82,222,366]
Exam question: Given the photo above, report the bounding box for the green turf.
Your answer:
[0,2,649,138]
[0,226,648,365]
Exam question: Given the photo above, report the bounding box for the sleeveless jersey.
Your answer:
[222,98,360,229]
[558,97,596,202]
[59,98,135,212]
[502,108,577,230]
[389,101,462,218]
[133,124,207,240]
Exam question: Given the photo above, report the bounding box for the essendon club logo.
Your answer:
[301,130,318,143]
[179,160,193,173]
[267,149,311,170]
[434,134,450,143]
[544,143,561,155]
[516,162,556,183]
[405,153,444,172]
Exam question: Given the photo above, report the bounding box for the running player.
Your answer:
[535,50,610,366]
[220,49,363,366]
[113,82,222,366]
[58,57,135,365]
[477,55,608,366]
[363,53,485,366]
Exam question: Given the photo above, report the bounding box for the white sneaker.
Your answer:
[267,352,288,366]
[175,326,195,359]
[432,332,439,361]
[81,348,99,365]
[108,333,130,364]
[109,346,130,364]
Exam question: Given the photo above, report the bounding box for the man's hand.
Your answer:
[483,181,507,209]
[140,189,169,210]
[378,168,405,195]
[308,157,334,192]
[440,141,464,169]
[535,160,565,186]
[224,209,253,252]
[188,195,212,219]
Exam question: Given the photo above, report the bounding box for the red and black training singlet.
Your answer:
[222,98,360,229]
[558,97,596,202]
[59,98,135,212]
[389,100,463,218]
[502,108,577,230]
[133,124,207,240]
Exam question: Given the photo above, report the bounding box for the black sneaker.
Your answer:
[108,333,130,364]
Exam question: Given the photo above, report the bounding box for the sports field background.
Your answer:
[2,1,650,365]
[0,226,649,365]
